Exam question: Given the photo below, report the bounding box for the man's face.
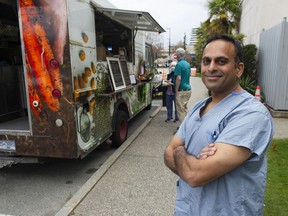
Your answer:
[201,40,244,94]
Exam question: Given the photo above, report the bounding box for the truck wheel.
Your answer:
[145,103,152,110]
[152,87,156,98]
[112,110,128,147]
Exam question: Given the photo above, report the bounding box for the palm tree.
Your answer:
[194,0,244,66]
[207,0,242,35]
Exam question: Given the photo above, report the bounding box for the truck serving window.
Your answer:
[95,10,132,62]
[91,6,165,64]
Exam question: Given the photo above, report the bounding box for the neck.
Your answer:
[211,84,243,103]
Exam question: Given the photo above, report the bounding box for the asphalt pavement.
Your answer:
[56,77,288,216]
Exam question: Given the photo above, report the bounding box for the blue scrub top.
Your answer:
[175,91,274,216]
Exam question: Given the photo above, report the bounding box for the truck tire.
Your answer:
[112,110,128,147]
[145,103,152,110]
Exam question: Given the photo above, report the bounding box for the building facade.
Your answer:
[240,0,288,113]
[240,0,288,46]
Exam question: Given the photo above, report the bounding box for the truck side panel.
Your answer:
[0,0,78,158]
[0,0,156,160]
[68,0,152,151]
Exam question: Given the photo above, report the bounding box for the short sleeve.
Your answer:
[216,111,274,158]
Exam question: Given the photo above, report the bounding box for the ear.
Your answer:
[236,62,244,78]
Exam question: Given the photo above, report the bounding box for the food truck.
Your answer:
[0,0,165,166]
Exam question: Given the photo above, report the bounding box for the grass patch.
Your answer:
[264,139,288,216]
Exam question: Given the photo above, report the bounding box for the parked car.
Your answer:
[152,70,163,98]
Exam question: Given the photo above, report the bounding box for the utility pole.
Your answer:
[166,28,171,63]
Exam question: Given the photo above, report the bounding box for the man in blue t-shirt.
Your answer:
[164,35,274,215]
[174,48,191,123]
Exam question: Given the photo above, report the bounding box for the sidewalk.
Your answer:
[57,107,178,216]
[56,77,288,216]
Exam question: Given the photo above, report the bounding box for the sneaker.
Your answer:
[174,118,179,123]
[165,119,173,122]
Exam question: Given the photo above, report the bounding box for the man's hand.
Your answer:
[197,143,217,160]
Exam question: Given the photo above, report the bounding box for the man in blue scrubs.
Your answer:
[164,35,274,215]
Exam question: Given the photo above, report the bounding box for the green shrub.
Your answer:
[239,76,256,95]
[243,44,257,81]
[240,44,259,98]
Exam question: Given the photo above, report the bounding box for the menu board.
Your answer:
[120,60,131,86]
[106,57,126,91]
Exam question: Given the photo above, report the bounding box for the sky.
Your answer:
[107,0,209,46]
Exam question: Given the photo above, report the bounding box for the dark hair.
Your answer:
[203,35,243,63]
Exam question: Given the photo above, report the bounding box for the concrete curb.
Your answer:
[55,106,162,216]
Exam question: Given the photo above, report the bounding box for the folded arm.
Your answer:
[164,135,217,176]
[173,142,252,187]
[164,135,184,175]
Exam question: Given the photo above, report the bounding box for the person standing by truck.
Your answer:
[174,48,191,123]
[163,67,179,122]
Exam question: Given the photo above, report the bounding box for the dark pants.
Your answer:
[166,94,178,120]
